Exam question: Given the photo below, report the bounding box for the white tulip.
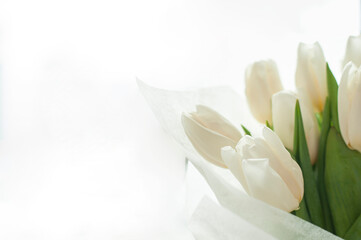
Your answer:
[181,105,242,168]
[338,62,361,152]
[295,42,327,113]
[221,126,304,212]
[343,35,361,67]
[272,90,320,164]
[245,59,283,124]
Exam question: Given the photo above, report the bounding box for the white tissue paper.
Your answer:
[137,79,341,240]
[190,197,275,240]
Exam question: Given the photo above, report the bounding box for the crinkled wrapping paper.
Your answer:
[190,197,276,240]
[137,79,341,240]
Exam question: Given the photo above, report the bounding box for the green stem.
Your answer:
[316,98,334,233]
[295,197,311,222]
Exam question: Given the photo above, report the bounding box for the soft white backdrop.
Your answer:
[0,0,358,239]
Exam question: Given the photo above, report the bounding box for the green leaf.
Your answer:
[293,105,299,158]
[241,125,251,136]
[292,109,311,221]
[266,120,273,130]
[326,63,340,132]
[295,197,311,222]
[295,101,325,228]
[344,214,361,240]
[316,98,334,232]
[325,128,361,237]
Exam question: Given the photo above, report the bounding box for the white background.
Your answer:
[0,0,358,239]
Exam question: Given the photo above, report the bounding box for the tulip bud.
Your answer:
[338,62,361,153]
[343,35,361,67]
[272,90,320,164]
[221,126,304,212]
[295,42,327,113]
[181,105,242,168]
[245,59,283,124]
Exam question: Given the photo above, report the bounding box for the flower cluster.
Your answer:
[181,35,361,239]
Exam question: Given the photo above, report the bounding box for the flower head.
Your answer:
[181,105,242,168]
[295,42,327,113]
[343,35,361,67]
[221,127,304,212]
[245,59,283,124]
[338,62,361,153]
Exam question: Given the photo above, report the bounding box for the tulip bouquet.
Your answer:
[139,35,361,239]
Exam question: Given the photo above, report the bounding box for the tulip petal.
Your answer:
[348,73,361,152]
[182,113,238,168]
[193,105,242,142]
[272,91,297,151]
[242,158,299,212]
[221,146,249,193]
[343,35,361,67]
[235,127,304,202]
[312,42,328,107]
[266,60,284,97]
[245,60,282,123]
[262,127,304,201]
[338,63,354,147]
[295,42,326,112]
[245,65,271,123]
[235,135,256,159]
